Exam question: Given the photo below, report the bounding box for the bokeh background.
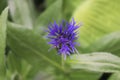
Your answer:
[0,0,120,80]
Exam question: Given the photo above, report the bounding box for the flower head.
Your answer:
[47,19,80,59]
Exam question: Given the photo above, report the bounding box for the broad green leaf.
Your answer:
[67,52,120,72]
[108,72,120,80]
[45,0,56,7]
[7,22,63,71]
[21,63,55,80]
[33,69,55,80]
[63,0,84,20]
[88,32,120,56]
[35,0,62,29]
[70,70,101,80]
[73,0,120,47]
[0,0,7,14]
[0,7,8,79]
[7,52,32,80]
[54,68,101,80]
[8,0,34,28]
[7,51,21,73]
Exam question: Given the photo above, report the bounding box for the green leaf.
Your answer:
[8,0,34,28]
[45,0,56,7]
[0,7,8,79]
[70,70,101,80]
[0,0,7,14]
[63,0,84,20]
[7,22,63,71]
[7,52,33,80]
[7,51,21,73]
[73,0,120,47]
[32,69,55,80]
[54,68,101,80]
[109,72,120,80]
[88,32,120,55]
[67,52,120,72]
[35,0,62,29]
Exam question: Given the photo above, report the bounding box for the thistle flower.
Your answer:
[47,19,80,59]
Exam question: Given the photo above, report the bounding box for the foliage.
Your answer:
[0,7,8,80]
[0,0,120,80]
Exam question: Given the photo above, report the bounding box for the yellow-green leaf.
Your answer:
[73,0,120,47]
[0,7,8,79]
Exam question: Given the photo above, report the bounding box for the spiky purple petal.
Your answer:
[47,19,81,59]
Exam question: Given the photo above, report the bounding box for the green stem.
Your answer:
[61,54,65,70]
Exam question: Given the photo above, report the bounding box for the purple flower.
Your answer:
[47,19,81,59]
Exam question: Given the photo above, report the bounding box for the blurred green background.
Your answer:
[0,0,120,80]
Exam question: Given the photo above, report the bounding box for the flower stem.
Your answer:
[61,54,65,70]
